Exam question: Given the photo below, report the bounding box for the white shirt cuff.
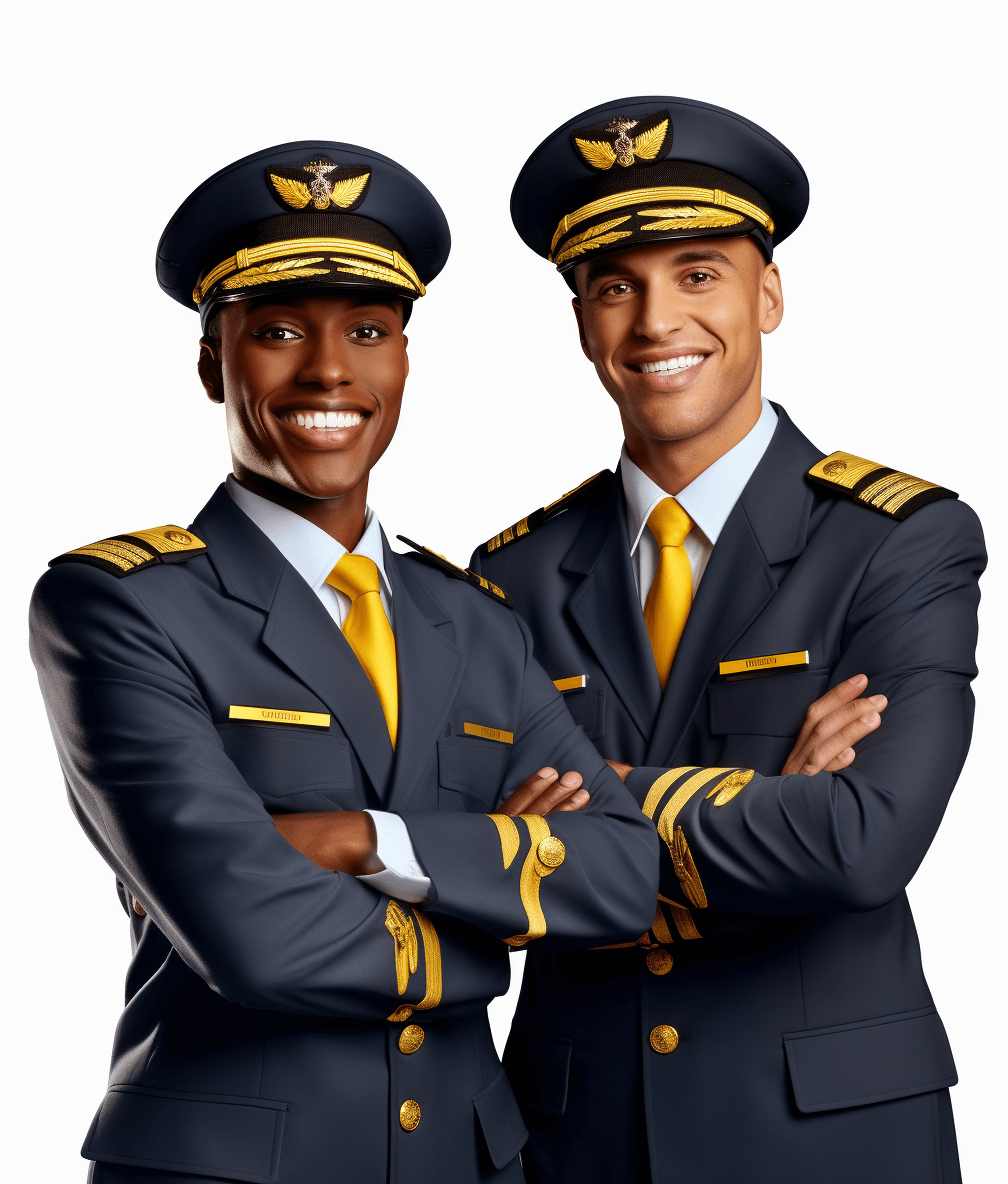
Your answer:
[359,810,431,903]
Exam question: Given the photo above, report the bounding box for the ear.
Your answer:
[758,262,784,335]
[198,337,225,404]
[402,334,409,380]
[572,298,592,361]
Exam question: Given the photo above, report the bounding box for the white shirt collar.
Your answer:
[225,475,392,601]
[622,398,778,554]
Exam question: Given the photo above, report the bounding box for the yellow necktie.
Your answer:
[326,553,398,748]
[643,497,694,690]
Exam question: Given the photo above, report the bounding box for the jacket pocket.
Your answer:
[472,1066,528,1170]
[562,685,606,741]
[216,722,354,798]
[82,1084,287,1182]
[437,734,508,808]
[783,1005,957,1113]
[502,1025,573,1117]
[708,669,830,737]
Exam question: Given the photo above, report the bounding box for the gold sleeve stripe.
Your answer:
[671,828,708,909]
[662,897,702,940]
[487,813,521,869]
[385,901,418,997]
[642,767,698,821]
[411,909,443,1011]
[651,904,675,945]
[504,815,565,947]
[654,768,734,845]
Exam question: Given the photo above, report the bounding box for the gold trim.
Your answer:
[671,826,707,909]
[221,257,328,291]
[463,721,514,745]
[551,186,774,257]
[330,255,419,294]
[807,451,882,490]
[662,897,702,940]
[719,651,809,677]
[487,814,520,869]
[128,525,205,555]
[638,207,745,232]
[553,675,587,693]
[505,814,562,946]
[385,901,419,996]
[387,1005,414,1023]
[642,767,696,820]
[706,767,754,807]
[194,237,426,303]
[412,909,442,1010]
[553,215,633,265]
[651,904,674,945]
[67,544,136,571]
[229,704,330,728]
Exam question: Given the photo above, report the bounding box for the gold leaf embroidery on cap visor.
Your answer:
[221,257,329,290]
[638,206,745,232]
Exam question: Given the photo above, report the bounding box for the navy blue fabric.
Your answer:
[474,405,984,1183]
[30,487,658,1184]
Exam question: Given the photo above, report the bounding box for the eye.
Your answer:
[686,271,713,285]
[350,323,385,340]
[601,282,633,299]
[252,325,301,342]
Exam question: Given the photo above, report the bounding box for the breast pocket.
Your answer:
[437,735,508,812]
[708,669,831,738]
[561,685,606,741]
[216,722,355,806]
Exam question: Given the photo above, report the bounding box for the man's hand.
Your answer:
[782,674,886,776]
[272,810,385,875]
[499,768,590,816]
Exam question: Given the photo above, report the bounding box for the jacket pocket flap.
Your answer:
[502,1026,573,1117]
[82,1085,287,1183]
[472,1067,528,1170]
[709,669,830,737]
[783,1006,957,1113]
[216,723,353,798]
[437,735,507,802]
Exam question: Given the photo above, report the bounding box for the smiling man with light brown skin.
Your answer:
[473,98,983,1184]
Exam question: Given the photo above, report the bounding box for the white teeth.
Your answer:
[296,413,305,426]
[283,409,365,430]
[640,354,705,375]
[326,411,338,428]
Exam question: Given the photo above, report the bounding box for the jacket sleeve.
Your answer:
[623,498,986,917]
[30,562,508,1020]
[402,614,660,949]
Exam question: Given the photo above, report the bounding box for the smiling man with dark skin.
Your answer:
[28,141,669,1184]
[473,98,985,1184]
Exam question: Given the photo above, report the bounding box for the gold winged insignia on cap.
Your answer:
[268,159,371,211]
[573,112,670,171]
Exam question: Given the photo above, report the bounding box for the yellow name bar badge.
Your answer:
[463,721,514,745]
[718,651,809,680]
[553,675,587,693]
[229,705,331,728]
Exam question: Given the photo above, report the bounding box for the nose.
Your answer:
[296,322,354,390]
[633,274,685,342]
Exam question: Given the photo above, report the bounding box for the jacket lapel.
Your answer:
[382,541,465,811]
[563,474,662,742]
[644,406,820,765]
[193,486,396,794]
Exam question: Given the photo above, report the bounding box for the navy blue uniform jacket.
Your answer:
[473,406,984,1184]
[29,486,659,1184]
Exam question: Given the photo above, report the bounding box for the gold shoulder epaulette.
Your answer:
[481,469,612,554]
[807,452,957,521]
[49,525,207,578]
[397,535,515,608]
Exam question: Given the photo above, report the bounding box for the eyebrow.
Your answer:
[583,246,737,289]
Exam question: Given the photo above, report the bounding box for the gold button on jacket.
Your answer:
[400,1099,422,1130]
[398,1024,425,1054]
[646,948,673,975]
[650,1024,679,1054]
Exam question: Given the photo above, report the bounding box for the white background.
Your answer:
[2,1,1004,1179]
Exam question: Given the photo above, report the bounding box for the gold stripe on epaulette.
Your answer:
[543,471,605,513]
[808,452,881,490]
[808,452,954,521]
[66,542,146,572]
[127,526,205,554]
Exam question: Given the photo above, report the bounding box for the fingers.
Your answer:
[499,768,559,816]
[789,674,868,757]
[500,770,589,816]
[782,697,886,776]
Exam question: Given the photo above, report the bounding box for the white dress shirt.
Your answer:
[225,476,430,902]
[621,398,778,607]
